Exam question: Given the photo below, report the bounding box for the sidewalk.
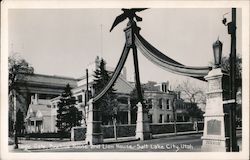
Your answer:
[10,130,203,151]
[152,130,203,139]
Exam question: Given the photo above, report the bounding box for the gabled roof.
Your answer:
[27,104,52,117]
[113,75,134,94]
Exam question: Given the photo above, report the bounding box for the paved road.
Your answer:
[29,132,242,152]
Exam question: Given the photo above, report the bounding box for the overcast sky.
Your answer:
[8,8,242,88]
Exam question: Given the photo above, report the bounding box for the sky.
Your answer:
[8,8,242,89]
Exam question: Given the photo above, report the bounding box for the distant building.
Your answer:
[143,81,184,124]
[25,99,53,133]
[142,81,198,123]
[10,73,78,133]
[10,73,77,117]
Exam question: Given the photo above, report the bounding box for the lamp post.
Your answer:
[212,39,223,68]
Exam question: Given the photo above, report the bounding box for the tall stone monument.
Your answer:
[201,68,231,151]
[85,99,103,145]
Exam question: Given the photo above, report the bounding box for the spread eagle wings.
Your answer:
[110,13,127,32]
[110,8,148,32]
[130,8,148,12]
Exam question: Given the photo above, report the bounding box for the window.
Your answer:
[166,99,170,110]
[147,99,152,109]
[166,114,170,122]
[159,98,163,109]
[162,83,167,92]
[161,84,164,92]
[159,114,163,123]
[161,83,168,92]
[77,95,82,103]
[31,121,34,125]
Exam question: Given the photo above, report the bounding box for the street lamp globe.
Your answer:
[212,39,223,68]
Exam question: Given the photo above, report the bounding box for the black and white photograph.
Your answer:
[1,1,249,160]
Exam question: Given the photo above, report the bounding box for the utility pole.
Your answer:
[13,91,18,149]
[229,8,238,152]
[86,69,89,106]
[173,98,177,135]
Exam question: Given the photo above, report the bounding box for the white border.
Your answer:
[1,0,249,160]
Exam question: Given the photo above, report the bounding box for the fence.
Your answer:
[71,121,204,141]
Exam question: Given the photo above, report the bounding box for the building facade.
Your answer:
[143,81,176,124]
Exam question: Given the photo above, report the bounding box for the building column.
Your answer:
[85,99,103,145]
[136,102,152,140]
[128,97,131,125]
[34,120,37,133]
[201,68,230,151]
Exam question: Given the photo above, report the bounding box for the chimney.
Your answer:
[177,92,181,99]
[166,81,169,92]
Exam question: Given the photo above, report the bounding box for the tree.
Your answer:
[8,55,34,148]
[130,85,153,124]
[93,58,118,125]
[16,109,25,135]
[8,56,34,128]
[56,84,82,138]
[175,80,205,121]
[221,55,242,90]
[130,87,145,111]
[9,55,34,94]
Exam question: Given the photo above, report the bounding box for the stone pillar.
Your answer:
[201,68,230,152]
[85,99,103,145]
[136,102,152,140]
[34,120,37,133]
[128,97,131,125]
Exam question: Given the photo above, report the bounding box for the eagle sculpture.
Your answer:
[110,8,148,32]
